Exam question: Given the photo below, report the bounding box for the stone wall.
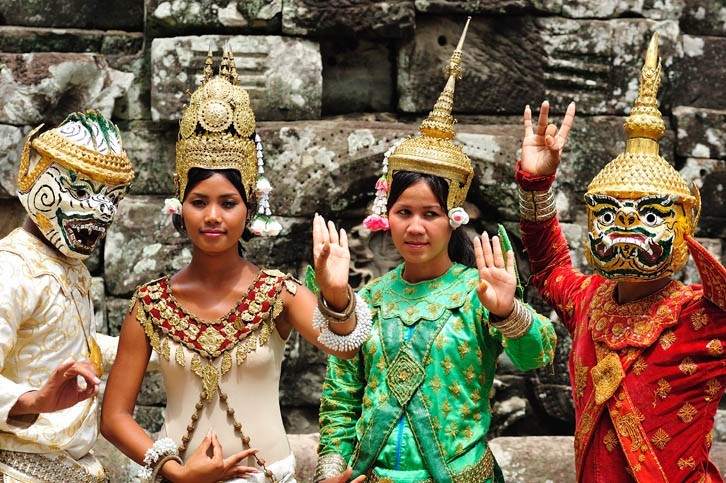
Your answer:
[0,0,724,479]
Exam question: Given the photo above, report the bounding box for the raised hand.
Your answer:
[312,214,351,310]
[170,430,259,483]
[473,232,517,319]
[320,467,367,483]
[521,100,576,177]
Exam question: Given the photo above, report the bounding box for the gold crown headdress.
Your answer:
[364,18,474,231]
[18,110,134,193]
[586,33,698,210]
[171,45,281,236]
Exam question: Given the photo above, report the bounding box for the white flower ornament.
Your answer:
[448,207,470,229]
[162,198,182,215]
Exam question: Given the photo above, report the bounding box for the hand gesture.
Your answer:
[312,214,351,310]
[521,101,576,177]
[174,430,259,483]
[473,232,517,318]
[30,358,100,413]
[320,467,367,483]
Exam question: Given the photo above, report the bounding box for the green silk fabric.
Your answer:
[318,263,557,482]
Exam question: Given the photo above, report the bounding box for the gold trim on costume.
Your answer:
[366,446,496,483]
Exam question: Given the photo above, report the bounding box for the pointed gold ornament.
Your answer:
[387,17,474,211]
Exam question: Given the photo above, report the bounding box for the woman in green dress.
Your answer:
[314,19,557,483]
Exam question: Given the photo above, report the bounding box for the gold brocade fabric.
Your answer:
[588,279,694,350]
[134,269,297,383]
[0,449,107,483]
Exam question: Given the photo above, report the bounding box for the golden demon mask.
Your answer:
[17,110,134,259]
[584,33,700,281]
[364,18,474,231]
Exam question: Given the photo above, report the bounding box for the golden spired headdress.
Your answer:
[586,33,698,209]
[176,45,258,202]
[364,18,474,231]
[18,110,134,193]
[173,45,281,236]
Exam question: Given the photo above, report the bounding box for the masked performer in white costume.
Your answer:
[0,111,135,482]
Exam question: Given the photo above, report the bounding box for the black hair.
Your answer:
[172,168,254,250]
[387,171,476,268]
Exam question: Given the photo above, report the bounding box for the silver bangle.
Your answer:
[315,453,348,482]
[518,186,556,222]
[490,299,533,339]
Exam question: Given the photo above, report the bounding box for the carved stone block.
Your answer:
[282,0,415,38]
[397,16,681,116]
[0,53,133,125]
[674,107,726,160]
[145,0,281,35]
[150,35,322,122]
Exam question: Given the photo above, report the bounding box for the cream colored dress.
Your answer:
[0,228,114,482]
[134,270,299,482]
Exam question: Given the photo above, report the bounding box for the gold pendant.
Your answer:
[89,336,103,377]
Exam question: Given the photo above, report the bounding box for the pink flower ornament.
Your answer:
[363,214,390,231]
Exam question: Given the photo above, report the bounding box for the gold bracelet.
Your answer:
[518,186,556,222]
[490,299,533,339]
[315,453,348,482]
[317,285,356,322]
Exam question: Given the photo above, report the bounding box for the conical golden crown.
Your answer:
[388,17,474,210]
[176,45,258,201]
[587,33,695,205]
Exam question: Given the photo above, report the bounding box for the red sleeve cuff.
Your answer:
[514,161,556,191]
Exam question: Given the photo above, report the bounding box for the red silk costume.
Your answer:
[517,164,726,482]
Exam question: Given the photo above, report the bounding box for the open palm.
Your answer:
[312,214,351,308]
[521,101,576,177]
[473,232,517,318]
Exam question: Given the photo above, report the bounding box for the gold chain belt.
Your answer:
[0,449,108,483]
[367,446,495,483]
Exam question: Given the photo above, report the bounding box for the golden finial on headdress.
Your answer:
[586,33,695,206]
[226,44,239,86]
[623,33,665,156]
[386,17,474,211]
[419,16,471,140]
[203,43,214,83]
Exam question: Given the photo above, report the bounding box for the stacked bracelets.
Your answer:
[489,299,533,339]
[313,285,372,352]
[139,438,182,483]
[518,186,557,222]
[314,453,348,482]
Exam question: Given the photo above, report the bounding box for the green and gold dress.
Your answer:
[318,263,556,483]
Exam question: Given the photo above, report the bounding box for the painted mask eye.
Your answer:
[72,187,90,200]
[597,211,615,226]
[642,211,663,227]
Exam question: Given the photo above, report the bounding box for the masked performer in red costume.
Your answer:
[515,33,725,482]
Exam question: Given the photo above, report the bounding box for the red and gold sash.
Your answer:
[574,344,669,482]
